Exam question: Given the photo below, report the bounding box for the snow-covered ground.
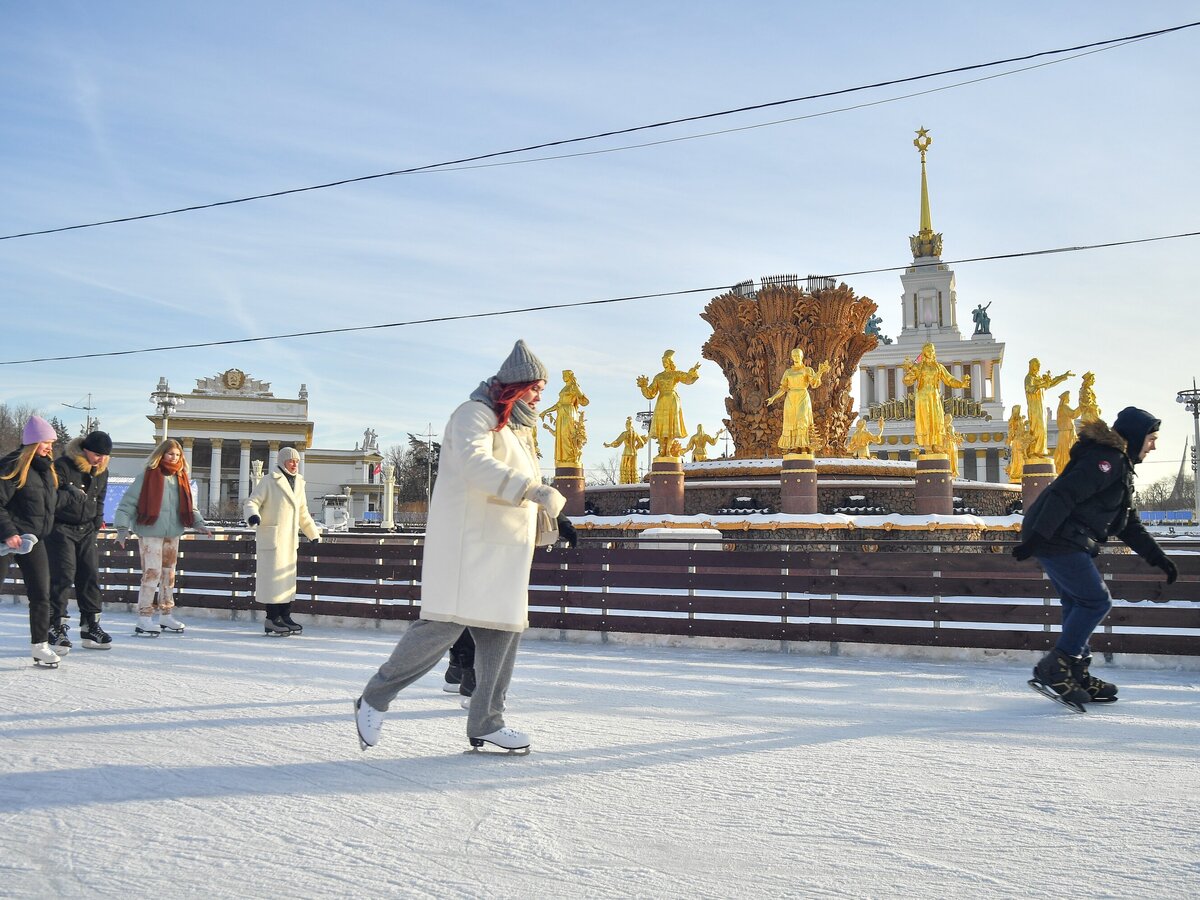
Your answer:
[3,603,1199,899]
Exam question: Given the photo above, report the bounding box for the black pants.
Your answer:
[47,529,104,623]
[13,540,52,643]
[449,628,476,669]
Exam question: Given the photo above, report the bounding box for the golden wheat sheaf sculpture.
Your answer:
[701,282,879,458]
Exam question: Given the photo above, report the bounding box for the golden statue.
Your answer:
[637,350,700,458]
[845,416,885,460]
[1023,358,1073,458]
[1077,371,1101,424]
[1006,406,1031,483]
[1053,391,1080,474]
[604,417,647,484]
[943,413,964,479]
[540,369,590,467]
[683,424,725,462]
[901,342,969,455]
[765,348,831,454]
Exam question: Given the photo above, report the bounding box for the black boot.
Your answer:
[1032,649,1091,706]
[1070,653,1118,703]
[279,601,303,634]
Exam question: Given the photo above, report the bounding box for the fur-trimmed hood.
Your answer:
[63,436,110,475]
[1075,419,1127,454]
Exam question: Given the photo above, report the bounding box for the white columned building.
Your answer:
[857,129,1007,483]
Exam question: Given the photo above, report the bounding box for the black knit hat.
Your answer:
[81,431,113,455]
[1112,407,1160,458]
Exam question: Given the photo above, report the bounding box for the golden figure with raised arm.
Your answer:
[604,416,648,484]
[765,347,831,453]
[683,423,725,462]
[636,350,701,458]
[540,369,590,467]
[901,342,970,454]
[845,415,886,459]
[1077,371,1102,425]
[1006,405,1031,483]
[1023,358,1074,458]
[943,413,964,479]
[1053,391,1081,474]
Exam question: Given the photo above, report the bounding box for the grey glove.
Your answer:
[525,483,566,517]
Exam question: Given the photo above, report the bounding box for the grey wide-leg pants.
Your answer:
[361,618,522,739]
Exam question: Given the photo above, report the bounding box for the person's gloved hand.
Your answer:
[525,483,566,518]
[1011,542,1036,562]
[556,513,577,548]
[309,536,321,545]
[247,514,261,527]
[1155,556,1179,585]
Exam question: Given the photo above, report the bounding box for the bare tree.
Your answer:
[586,455,621,486]
[0,402,42,454]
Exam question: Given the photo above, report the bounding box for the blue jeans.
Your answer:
[1036,551,1114,656]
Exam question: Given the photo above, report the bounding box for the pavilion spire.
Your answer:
[909,127,943,259]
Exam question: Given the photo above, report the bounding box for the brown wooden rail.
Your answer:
[3,532,1198,655]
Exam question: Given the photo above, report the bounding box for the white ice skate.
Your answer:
[134,615,162,637]
[158,613,186,633]
[468,726,530,754]
[354,696,384,750]
[31,642,61,668]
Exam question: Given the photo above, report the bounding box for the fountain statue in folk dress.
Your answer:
[1053,390,1081,474]
[1023,357,1073,458]
[1006,405,1032,483]
[540,368,590,468]
[636,350,701,459]
[1077,371,1102,424]
[603,416,648,485]
[845,416,885,459]
[683,423,725,462]
[943,413,964,479]
[765,347,831,454]
[901,342,970,455]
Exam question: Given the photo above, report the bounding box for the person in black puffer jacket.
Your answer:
[47,432,113,651]
[1012,407,1177,706]
[0,416,74,666]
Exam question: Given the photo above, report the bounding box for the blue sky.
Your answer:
[3,3,1198,484]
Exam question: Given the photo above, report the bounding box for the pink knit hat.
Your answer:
[21,416,56,445]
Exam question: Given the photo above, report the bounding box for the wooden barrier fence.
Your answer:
[4,532,1198,655]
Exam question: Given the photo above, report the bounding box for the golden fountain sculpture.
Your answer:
[540,368,590,468]
[901,342,970,455]
[636,350,701,460]
[701,280,878,457]
[845,416,885,459]
[683,423,724,462]
[604,416,648,484]
[765,347,831,454]
[1023,358,1073,459]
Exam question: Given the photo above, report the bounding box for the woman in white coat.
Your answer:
[244,446,321,635]
[355,340,565,754]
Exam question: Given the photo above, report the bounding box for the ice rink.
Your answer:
[3,603,1199,899]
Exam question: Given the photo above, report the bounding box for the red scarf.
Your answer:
[136,459,195,527]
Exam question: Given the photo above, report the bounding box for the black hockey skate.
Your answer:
[1029,650,1090,714]
[80,616,113,650]
[443,662,463,693]
[1070,653,1118,703]
[49,623,72,654]
[264,616,292,636]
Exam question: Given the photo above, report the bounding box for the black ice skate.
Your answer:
[264,616,292,636]
[1070,653,1118,703]
[80,616,113,650]
[1029,649,1090,713]
[48,623,72,654]
[443,662,463,693]
[468,726,531,755]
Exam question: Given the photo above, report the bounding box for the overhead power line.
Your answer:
[2,228,1196,366]
[1,21,1195,242]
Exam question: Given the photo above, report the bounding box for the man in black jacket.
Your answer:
[1013,407,1177,708]
[47,431,113,650]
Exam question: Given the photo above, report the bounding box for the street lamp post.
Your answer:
[635,406,653,477]
[149,377,183,441]
[1177,379,1200,527]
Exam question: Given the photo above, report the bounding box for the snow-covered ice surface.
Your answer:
[3,604,1200,899]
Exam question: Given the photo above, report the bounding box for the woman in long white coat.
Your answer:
[356,340,565,754]
[244,447,321,635]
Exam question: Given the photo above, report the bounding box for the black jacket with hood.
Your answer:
[0,449,60,541]
[1019,411,1165,565]
[53,436,109,535]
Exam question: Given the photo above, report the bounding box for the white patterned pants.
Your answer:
[137,535,179,614]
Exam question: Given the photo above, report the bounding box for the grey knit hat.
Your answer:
[278,447,300,466]
[495,340,548,385]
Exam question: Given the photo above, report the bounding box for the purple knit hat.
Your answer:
[21,416,56,445]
